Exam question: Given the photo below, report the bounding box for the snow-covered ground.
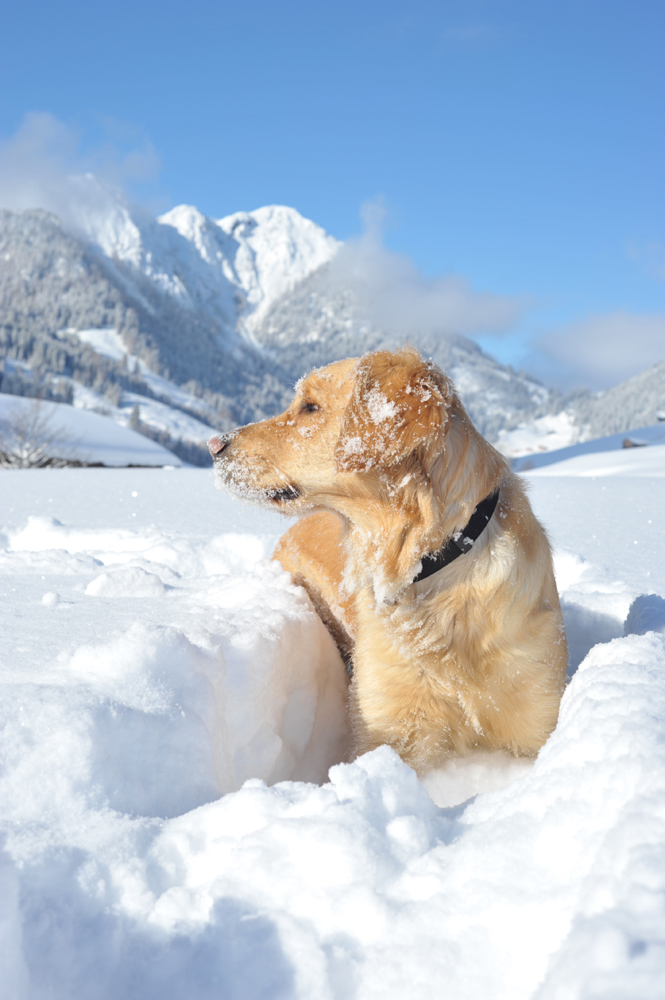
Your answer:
[1,454,665,999]
[58,327,223,447]
[496,409,581,457]
[71,382,220,452]
[512,422,665,474]
[0,394,178,467]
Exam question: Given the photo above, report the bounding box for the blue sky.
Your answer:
[1,0,663,390]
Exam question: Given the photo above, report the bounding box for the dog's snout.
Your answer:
[208,435,229,457]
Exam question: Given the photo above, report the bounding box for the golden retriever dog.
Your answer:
[209,348,567,775]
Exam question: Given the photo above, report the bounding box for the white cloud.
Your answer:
[534,311,665,390]
[0,112,161,234]
[328,199,525,339]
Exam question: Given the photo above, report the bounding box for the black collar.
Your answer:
[413,489,500,585]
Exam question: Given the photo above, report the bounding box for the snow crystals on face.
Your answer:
[212,453,275,506]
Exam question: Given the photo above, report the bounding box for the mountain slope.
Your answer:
[3,194,662,466]
[572,361,665,439]
[0,207,323,438]
[496,362,665,458]
[253,260,561,439]
[3,201,562,451]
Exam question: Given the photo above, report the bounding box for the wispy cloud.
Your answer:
[0,112,162,233]
[533,311,665,390]
[328,198,526,340]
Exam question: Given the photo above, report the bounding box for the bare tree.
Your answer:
[0,399,88,468]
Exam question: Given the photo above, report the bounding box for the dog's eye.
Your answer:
[301,402,319,413]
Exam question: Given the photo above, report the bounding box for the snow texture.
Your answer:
[511,422,665,474]
[1,459,665,999]
[0,393,178,467]
[527,439,665,477]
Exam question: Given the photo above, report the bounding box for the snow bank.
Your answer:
[0,394,177,467]
[1,468,665,999]
[513,422,665,474]
[528,441,665,477]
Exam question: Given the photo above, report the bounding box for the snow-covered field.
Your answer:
[511,422,665,474]
[65,327,224,446]
[2,456,665,999]
[0,394,178,467]
[496,409,581,457]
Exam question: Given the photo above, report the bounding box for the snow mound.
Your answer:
[2,633,665,999]
[1,468,665,999]
[85,565,167,597]
[624,593,665,636]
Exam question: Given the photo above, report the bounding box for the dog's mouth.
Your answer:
[266,485,301,504]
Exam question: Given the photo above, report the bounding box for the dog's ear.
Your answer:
[335,349,453,471]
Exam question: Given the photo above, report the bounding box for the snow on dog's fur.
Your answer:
[210,348,567,773]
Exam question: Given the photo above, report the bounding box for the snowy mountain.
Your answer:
[2,198,560,460]
[1,188,663,466]
[496,361,665,459]
[252,260,560,440]
[0,203,337,459]
[78,191,340,340]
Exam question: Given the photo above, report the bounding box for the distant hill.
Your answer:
[1,194,662,464]
[252,260,562,441]
[496,362,665,458]
[571,362,665,439]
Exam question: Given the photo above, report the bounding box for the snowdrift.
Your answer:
[1,466,665,999]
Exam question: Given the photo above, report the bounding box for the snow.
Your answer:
[0,394,178,467]
[511,422,665,472]
[59,325,223,444]
[1,465,665,999]
[496,409,580,458]
[120,391,220,447]
[70,326,128,362]
[131,364,219,424]
[365,386,398,424]
[67,371,220,452]
[77,186,339,340]
[525,437,665,478]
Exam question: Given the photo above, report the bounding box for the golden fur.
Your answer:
[211,348,567,774]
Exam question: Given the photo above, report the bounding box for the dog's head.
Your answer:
[210,348,456,513]
[334,348,454,474]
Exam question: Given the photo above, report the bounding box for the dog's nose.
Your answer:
[208,436,228,456]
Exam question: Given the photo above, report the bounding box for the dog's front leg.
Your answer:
[349,599,468,773]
